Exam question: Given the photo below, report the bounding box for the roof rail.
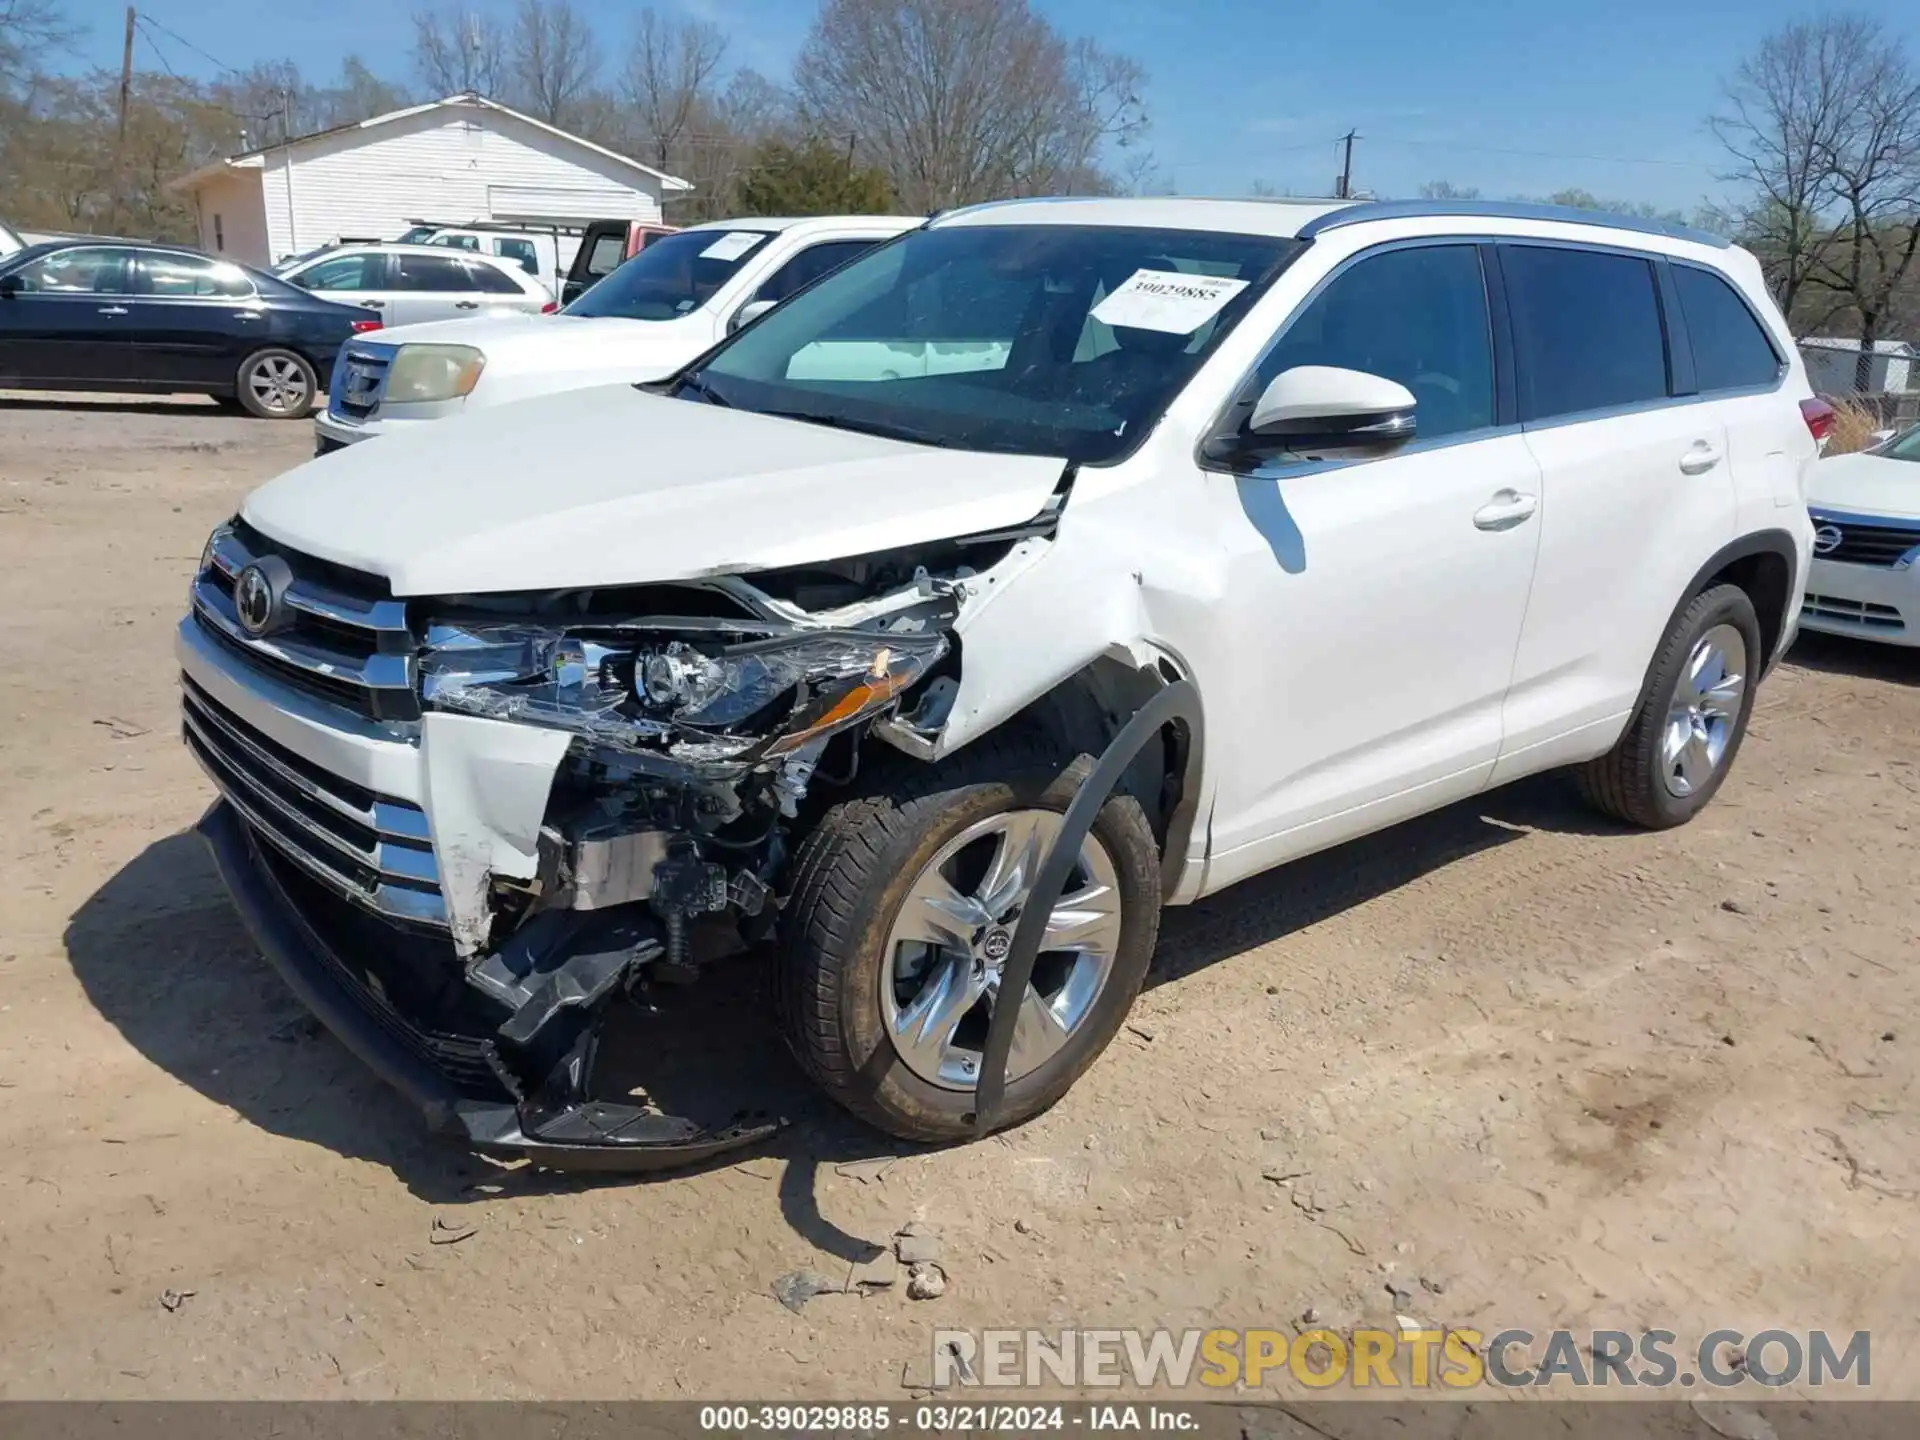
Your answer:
[1297,199,1731,249]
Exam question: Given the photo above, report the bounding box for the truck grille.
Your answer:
[182,675,448,929]
[329,345,390,420]
[1802,594,1906,632]
[1809,510,1920,568]
[191,519,420,722]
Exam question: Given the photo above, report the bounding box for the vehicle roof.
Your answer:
[929,195,1732,251]
[681,214,921,236]
[4,237,213,262]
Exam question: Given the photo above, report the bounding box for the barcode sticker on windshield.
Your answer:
[1090,269,1249,334]
[700,231,766,262]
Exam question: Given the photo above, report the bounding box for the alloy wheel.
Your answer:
[880,809,1123,1091]
[1660,623,1748,798]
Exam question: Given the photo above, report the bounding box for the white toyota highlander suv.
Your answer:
[313,214,918,454]
[178,197,1816,1168]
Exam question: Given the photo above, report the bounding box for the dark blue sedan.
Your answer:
[0,240,382,419]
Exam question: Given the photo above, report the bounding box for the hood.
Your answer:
[1807,451,1920,521]
[244,385,1066,596]
[366,313,698,378]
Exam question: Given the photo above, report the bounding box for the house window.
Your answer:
[213,214,224,251]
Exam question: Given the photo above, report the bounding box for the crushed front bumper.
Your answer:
[197,799,781,1170]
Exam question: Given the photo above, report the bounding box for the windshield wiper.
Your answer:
[758,406,950,447]
[675,370,731,408]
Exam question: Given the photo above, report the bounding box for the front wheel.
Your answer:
[777,735,1163,1142]
[1578,583,1762,828]
[234,348,318,419]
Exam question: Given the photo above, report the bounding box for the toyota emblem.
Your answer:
[981,926,1013,963]
[1812,524,1844,556]
[232,557,292,637]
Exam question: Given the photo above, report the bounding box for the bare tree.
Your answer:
[1419,179,1480,200]
[793,0,1148,211]
[1805,22,1920,389]
[623,7,728,171]
[0,0,75,94]
[1711,18,1862,320]
[412,3,506,98]
[506,0,597,127]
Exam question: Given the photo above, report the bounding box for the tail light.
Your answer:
[541,301,558,314]
[1800,397,1836,442]
[350,317,382,333]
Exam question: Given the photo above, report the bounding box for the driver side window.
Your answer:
[1249,244,1495,443]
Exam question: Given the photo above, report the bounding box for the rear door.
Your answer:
[563,224,628,305]
[388,253,505,325]
[0,246,137,385]
[124,251,262,387]
[285,250,394,326]
[1495,242,1737,778]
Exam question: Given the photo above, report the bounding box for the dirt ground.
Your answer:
[0,392,1916,1403]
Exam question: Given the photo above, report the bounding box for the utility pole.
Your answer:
[1335,129,1358,199]
[117,6,136,145]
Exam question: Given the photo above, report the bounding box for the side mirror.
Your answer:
[1242,365,1417,462]
[729,298,776,334]
[0,274,21,298]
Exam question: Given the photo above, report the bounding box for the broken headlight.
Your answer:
[419,622,946,760]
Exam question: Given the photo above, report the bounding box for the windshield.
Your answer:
[685,224,1300,464]
[1877,424,1920,462]
[566,227,773,321]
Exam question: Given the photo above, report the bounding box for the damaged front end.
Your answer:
[186,520,992,1169]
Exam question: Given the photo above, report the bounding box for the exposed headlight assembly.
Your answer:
[385,344,486,403]
[420,623,947,764]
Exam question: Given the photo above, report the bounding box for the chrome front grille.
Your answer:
[191,521,420,722]
[182,675,448,928]
[1809,510,1920,568]
[330,346,390,420]
[1802,593,1906,631]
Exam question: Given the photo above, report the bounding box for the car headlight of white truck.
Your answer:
[419,621,947,764]
[385,344,486,403]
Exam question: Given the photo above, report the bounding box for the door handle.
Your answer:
[356,301,382,310]
[454,300,480,310]
[1679,441,1724,475]
[1473,489,1539,531]
[97,305,129,316]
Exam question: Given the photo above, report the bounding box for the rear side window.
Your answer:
[1503,245,1669,422]
[297,252,384,291]
[585,234,625,277]
[1674,265,1782,392]
[429,233,480,251]
[494,238,539,274]
[392,254,476,292]
[463,260,525,295]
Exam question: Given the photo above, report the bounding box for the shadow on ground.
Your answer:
[1786,630,1919,687]
[65,770,1607,1242]
[0,394,225,417]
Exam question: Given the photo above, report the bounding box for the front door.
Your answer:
[1199,242,1545,889]
[0,246,137,386]
[124,251,263,388]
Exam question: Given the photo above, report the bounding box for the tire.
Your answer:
[1577,583,1763,828]
[777,731,1163,1142]
[233,348,318,420]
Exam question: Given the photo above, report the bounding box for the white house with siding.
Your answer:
[169,93,690,268]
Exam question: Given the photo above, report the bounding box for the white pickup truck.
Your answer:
[314,214,918,453]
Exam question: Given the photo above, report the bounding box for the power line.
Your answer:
[134,12,237,75]
[1367,134,1717,172]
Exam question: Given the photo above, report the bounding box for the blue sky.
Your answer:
[54,0,1920,213]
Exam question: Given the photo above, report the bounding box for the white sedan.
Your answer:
[1803,422,1920,645]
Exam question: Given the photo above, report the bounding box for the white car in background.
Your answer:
[1803,421,1920,644]
[312,214,918,453]
[276,243,553,330]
